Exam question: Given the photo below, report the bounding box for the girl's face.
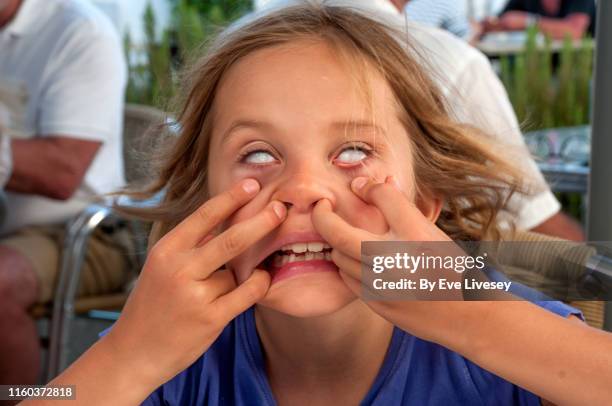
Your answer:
[208,40,416,317]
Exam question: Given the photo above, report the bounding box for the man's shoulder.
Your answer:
[406,23,489,83]
[45,0,118,41]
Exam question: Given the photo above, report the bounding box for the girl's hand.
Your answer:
[312,176,468,343]
[102,179,286,390]
[314,177,612,405]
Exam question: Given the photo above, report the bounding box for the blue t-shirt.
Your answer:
[139,301,581,406]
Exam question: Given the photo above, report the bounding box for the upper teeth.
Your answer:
[280,242,331,253]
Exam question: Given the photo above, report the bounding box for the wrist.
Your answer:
[97,332,166,394]
[53,336,163,404]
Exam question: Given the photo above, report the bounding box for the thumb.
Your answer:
[214,269,270,322]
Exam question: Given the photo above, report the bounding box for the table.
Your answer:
[524,126,590,193]
[476,32,590,58]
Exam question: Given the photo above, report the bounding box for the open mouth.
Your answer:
[260,242,333,271]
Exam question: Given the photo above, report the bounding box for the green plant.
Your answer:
[125,0,252,108]
[173,0,252,23]
[499,29,594,131]
[499,29,594,222]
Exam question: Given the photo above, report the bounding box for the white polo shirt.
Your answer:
[256,0,561,229]
[0,0,126,234]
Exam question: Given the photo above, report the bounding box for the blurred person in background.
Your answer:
[258,0,584,242]
[482,0,596,39]
[401,0,473,40]
[0,0,127,393]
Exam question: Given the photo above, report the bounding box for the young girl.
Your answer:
[30,3,612,405]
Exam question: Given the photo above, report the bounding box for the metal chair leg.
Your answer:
[46,204,113,381]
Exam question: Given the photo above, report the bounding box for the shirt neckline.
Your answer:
[2,0,48,37]
[239,306,406,406]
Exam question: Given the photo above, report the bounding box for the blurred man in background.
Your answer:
[0,0,127,391]
[483,0,596,39]
[256,0,584,242]
[401,0,473,40]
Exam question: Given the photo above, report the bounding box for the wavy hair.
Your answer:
[119,2,529,244]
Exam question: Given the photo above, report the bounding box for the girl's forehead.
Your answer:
[212,40,401,135]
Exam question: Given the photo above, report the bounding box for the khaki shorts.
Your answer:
[0,224,136,304]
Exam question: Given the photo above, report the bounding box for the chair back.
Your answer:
[499,230,605,329]
[122,103,169,185]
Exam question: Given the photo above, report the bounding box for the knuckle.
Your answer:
[333,234,351,250]
[242,280,266,303]
[208,301,232,327]
[226,186,246,206]
[221,230,246,256]
[330,249,343,264]
[195,202,220,226]
[369,182,389,196]
[147,245,171,266]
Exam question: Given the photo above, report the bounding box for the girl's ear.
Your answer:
[416,192,443,223]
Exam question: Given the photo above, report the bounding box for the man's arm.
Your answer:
[17,20,127,200]
[530,211,585,241]
[536,13,591,40]
[7,136,101,200]
[485,11,590,40]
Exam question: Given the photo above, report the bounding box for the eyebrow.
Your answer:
[221,119,275,143]
[330,120,386,136]
[221,118,386,143]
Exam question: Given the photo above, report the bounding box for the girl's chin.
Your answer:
[257,272,357,318]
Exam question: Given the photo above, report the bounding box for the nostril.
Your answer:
[283,202,293,210]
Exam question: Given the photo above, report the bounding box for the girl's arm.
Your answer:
[20,336,161,406]
[21,179,285,405]
[447,300,612,405]
[312,176,612,405]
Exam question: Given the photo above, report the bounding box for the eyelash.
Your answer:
[236,142,375,170]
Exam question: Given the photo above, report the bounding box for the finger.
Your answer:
[195,234,215,249]
[331,249,362,280]
[213,269,270,322]
[312,199,377,260]
[191,201,286,279]
[333,250,387,300]
[338,265,394,302]
[164,179,261,250]
[203,269,237,299]
[350,176,420,231]
[338,269,362,296]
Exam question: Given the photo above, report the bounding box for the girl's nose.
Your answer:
[271,171,336,213]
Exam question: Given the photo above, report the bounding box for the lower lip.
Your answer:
[270,259,339,284]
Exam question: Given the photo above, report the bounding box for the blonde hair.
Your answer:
[121,2,527,245]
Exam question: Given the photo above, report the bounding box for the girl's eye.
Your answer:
[242,150,277,165]
[335,146,369,165]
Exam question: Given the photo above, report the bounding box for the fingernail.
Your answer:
[271,201,286,219]
[242,179,260,194]
[351,177,368,191]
